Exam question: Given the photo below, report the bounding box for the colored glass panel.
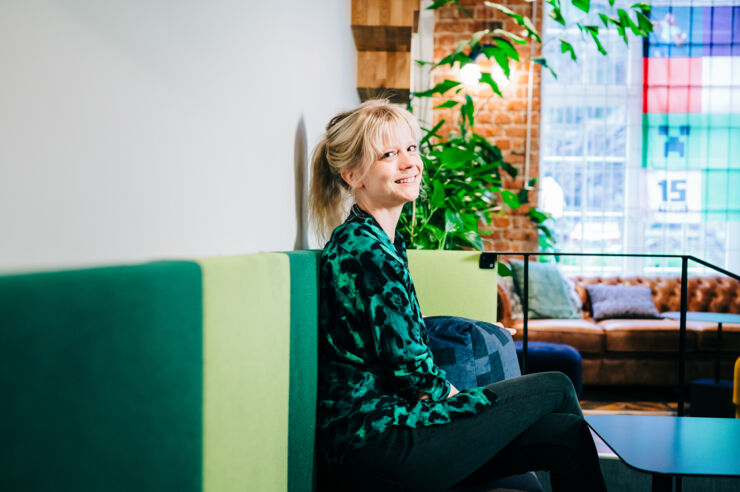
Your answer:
[703,169,740,221]
[642,113,740,170]
[645,6,706,58]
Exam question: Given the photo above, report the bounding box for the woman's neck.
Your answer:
[356,201,402,241]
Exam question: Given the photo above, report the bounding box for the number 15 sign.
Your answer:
[645,170,703,223]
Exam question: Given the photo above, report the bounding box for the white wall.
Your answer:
[0,0,358,273]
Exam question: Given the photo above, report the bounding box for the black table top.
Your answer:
[586,415,740,477]
[662,311,740,324]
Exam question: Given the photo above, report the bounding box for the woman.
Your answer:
[309,99,607,492]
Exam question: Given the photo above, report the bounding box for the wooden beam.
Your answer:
[356,51,410,89]
[351,25,412,51]
[352,0,418,27]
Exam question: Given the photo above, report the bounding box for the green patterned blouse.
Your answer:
[317,205,496,465]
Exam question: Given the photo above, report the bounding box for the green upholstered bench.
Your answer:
[1,254,307,492]
[1,250,512,492]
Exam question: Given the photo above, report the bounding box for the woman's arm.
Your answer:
[447,383,460,398]
[419,383,458,400]
[350,253,452,401]
[328,227,452,401]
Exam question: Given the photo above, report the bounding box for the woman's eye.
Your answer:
[408,145,418,152]
[382,151,396,159]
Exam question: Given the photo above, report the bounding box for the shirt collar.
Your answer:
[349,204,407,258]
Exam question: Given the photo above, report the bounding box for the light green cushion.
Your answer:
[407,250,498,324]
[509,259,578,319]
[198,254,291,492]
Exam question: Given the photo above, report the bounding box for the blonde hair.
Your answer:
[309,99,421,241]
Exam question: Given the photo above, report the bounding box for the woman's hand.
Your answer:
[418,383,459,400]
[447,383,460,399]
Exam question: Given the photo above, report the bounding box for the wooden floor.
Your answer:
[580,386,681,416]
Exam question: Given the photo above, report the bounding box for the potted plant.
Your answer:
[399,0,652,260]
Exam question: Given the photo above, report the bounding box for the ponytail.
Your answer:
[309,136,348,241]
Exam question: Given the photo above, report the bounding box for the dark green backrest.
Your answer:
[0,262,204,491]
[284,251,321,492]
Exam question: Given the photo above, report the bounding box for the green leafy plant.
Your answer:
[399,93,535,251]
[399,0,652,253]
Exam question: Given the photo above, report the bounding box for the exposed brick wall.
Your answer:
[433,0,541,253]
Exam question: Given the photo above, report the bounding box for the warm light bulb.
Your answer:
[460,63,482,87]
[490,64,510,88]
[540,176,564,219]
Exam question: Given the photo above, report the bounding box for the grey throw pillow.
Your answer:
[499,275,524,320]
[501,268,581,320]
[509,260,579,319]
[586,284,661,321]
[564,279,583,318]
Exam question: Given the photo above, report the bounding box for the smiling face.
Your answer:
[345,125,423,215]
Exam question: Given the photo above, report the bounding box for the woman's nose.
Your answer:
[398,151,415,168]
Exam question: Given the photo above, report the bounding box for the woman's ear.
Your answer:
[340,169,361,190]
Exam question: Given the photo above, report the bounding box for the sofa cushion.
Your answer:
[509,260,579,319]
[499,275,524,320]
[512,319,605,354]
[599,319,704,352]
[426,316,520,390]
[500,274,581,322]
[586,284,661,321]
[564,279,584,318]
[573,275,740,315]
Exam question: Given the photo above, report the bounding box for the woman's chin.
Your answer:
[404,191,420,203]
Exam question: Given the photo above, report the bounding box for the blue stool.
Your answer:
[515,341,583,398]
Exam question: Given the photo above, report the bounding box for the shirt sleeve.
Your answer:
[352,249,451,401]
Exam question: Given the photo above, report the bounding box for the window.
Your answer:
[540,0,740,275]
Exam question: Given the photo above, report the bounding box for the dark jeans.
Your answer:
[330,372,606,492]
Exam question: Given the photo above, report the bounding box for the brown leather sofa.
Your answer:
[497,275,740,386]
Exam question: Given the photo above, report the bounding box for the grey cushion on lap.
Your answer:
[426,316,543,492]
[426,316,521,391]
[585,283,661,321]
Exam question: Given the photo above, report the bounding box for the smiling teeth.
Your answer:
[396,176,415,183]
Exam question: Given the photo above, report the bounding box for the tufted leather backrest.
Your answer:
[571,276,740,317]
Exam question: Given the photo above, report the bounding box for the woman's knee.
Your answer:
[534,371,581,414]
[537,370,574,389]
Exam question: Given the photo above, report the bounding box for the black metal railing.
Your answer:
[482,252,740,417]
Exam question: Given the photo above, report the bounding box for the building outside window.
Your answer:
[540,0,740,276]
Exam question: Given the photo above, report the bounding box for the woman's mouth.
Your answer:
[395,175,417,184]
